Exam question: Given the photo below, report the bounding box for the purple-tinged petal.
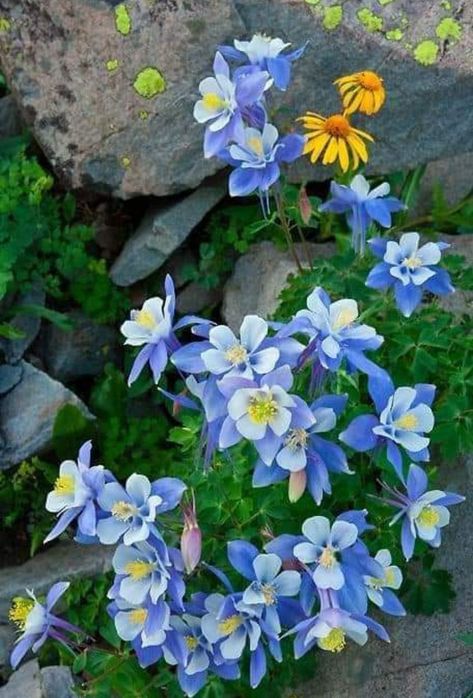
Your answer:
[151,478,186,513]
[401,517,415,560]
[10,635,35,669]
[250,642,267,688]
[46,581,70,610]
[235,70,269,106]
[229,166,261,197]
[276,133,304,162]
[128,344,154,386]
[366,262,393,290]
[227,540,259,580]
[171,341,209,374]
[368,237,389,258]
[78,440,92,468]
[380,589,406,616]
[387,441,405,482]
[44,507,82,544]
[339,415,380,452]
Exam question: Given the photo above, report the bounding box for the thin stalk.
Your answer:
[274,191,303,273]
[294,221,313,269]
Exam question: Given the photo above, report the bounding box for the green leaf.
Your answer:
[52,404,94,460]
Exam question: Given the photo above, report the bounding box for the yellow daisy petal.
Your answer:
[337,137,350,172]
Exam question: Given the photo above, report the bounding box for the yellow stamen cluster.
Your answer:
[54,474,75,495]
[247,394,279,425]
[395,413,418,430]
[202,93,227,111]
[135,309,157,331]
[247,136,264,156]
[319,547,337,568]
[404,256,422,269]
[130,608,148,625]
[111,501,138,521]
[298,69,384,172]
[384,568,396,587]
[335,71,385,115]
[125,560,154,580]
[218,615,243,636]
[417,506,440,528]
[261,583,277,606]
[225,344,248,366]
[185,635,199,650]
[9,597,34,630]
[333,308,358,331]
[285,428,309,451]
[319,628,346,653]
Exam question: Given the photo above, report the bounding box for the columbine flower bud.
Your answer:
[181,494,202,574]
[288,469,307,503]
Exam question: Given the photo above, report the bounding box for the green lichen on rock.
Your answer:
[378,0,394,5]
[304,0,320,4]
[436,17,462,42]
[357,8,383,32]
[441,0,452,9]
[414,40,439,66]
[106,59,120,72]
[323,5,343,30]
[139,110,149,120]
[115,4,131,36]
[121,156,131,168]
[386,28,403,41]
[0,17,11,32]
[133,67,166,99]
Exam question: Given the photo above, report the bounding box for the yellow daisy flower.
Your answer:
[334,71,386,115]
[298,112,374,172]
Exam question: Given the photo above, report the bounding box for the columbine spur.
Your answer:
[366,232,454,317]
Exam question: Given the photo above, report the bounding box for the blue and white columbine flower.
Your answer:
[112,594,170,650]
[340,373,435,480]
[112,538,172,605]
[193,51,269,158]
[201,593,261,661]
[219,123,304,214]
[172,315,279,380]
[96,474,186,545]
[363,549,405,616]
[219,34,307,90]
[45,441,108,543]
[384,464,464,560]
[294,516,358,590]
[319,175,405,254]
[281,287,384,383]
[9,582,83,670]
[366,233,454,317]
[253,394,350,505]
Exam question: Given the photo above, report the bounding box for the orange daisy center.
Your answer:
[323,114,351,138]
[358,71,382,91]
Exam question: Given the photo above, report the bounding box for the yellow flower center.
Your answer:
[285,428,309,451]
[395,413,418,430]
[202,92,227,110]
[54,474,75,495]
[403,255,422,269]
[129,608,148,625]
[247,136,264,156]
[261,583,277,606]
[111,501,138,521]
[367,575,384,590]
[185,635,199,650]
[358,71,383,91]
[384,568,396,586]
[247,394,279,425]
[125,560,154,580]
[9,597,34,630]
[323,114,351,138]
[417,505,440,527]
[136,309,157,331]
[319,547,337,568]
[319,628,346,653]
[225,344,248,365]
[218,615,243,636]
[332,308,357,330]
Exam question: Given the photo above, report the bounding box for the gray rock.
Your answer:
[294,458,473,698]
[222,241,336,331]
[40,666,75,698]
[0,542,113,619]
[0,364,23,396]
[0,1,472,198]
[40,311,117,382]
[442,233,473,265]
[0,361,93,469]
[110,177,227,285]
[176,281,222,315]
[413,152,473,216]
[0,95,23,140]
[0,285,45,364]
[0,660,41,698]
[0,626,15,677]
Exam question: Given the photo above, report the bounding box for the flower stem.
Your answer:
[274,191,303,273]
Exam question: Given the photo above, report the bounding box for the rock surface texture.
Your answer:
[0,660,75,697]
[0,361,93,468]
[0,0,471,198]
[222,241,335,330]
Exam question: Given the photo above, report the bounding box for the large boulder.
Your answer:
[0,1,472,198]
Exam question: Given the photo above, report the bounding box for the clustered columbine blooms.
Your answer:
[10,35,464,698]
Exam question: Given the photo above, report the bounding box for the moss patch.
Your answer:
[386,28,403,41]
[106,59,120,72]
[139,110,149,120]
[323,5,343,30]
[357,8,383,32]
[121,156,131,168]
[133,67,166,99]
[378,0,393,5]
[0,17,11,32]
[436,17,462,42]
[115,4,131,36]
[414,40,439,65]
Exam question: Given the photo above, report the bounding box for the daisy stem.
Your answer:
[274,191,304,273]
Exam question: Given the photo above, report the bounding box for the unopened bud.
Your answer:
[288,469,307,503]
[181,495,201,574]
